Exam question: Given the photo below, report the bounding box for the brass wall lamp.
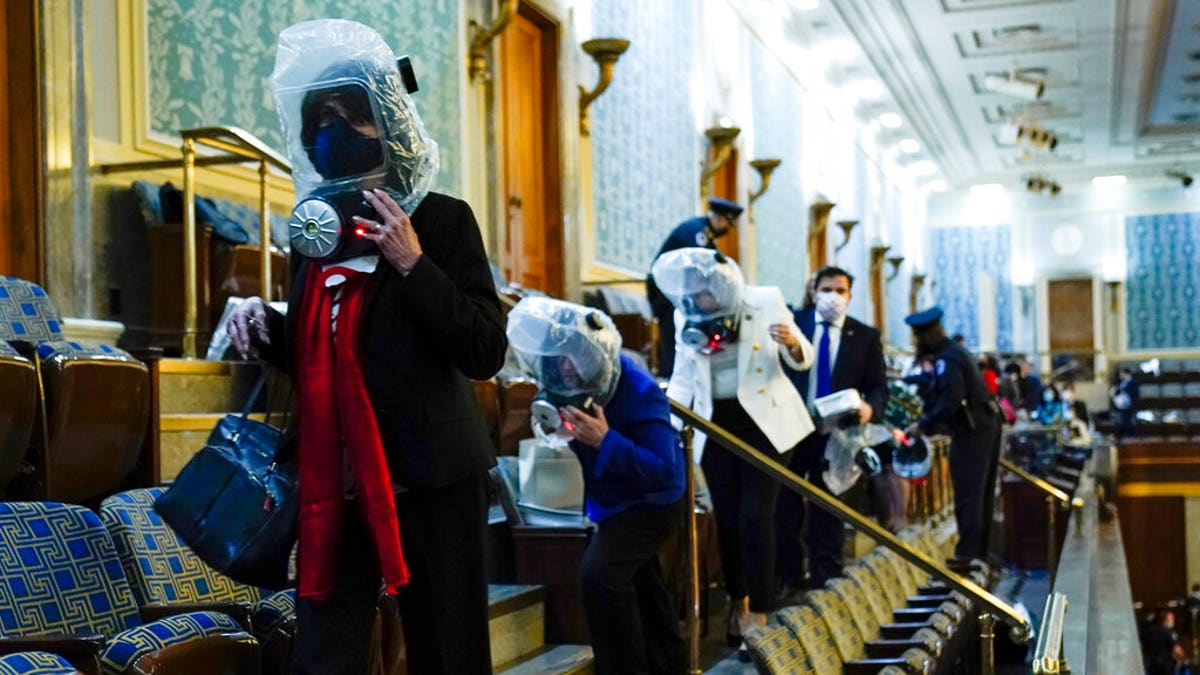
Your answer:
[870,244,891,271]
[886,255,906,281]
[834,219,859,252]
[748,158,782,204]
[699,125,741,198]
[468,0,518,82]
[579,38,631,135]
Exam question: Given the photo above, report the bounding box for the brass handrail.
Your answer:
[1032,592,1069,673]
[99,126,292,358]
[999,458,1083,508]
[669,399,1034,648]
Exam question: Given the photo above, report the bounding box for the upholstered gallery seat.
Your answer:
[98,489,295,674]
[0,652,83,675]
[0,341,36,493]
[0,276,149,502]
[0,502,257,675]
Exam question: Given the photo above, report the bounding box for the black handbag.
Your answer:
[155,369,298,590]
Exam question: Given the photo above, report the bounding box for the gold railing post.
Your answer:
[258,159,272,303]
[1046,495,1057,584]
[181,138,199,359]
[682,425,702,675]
[980,612,996,675]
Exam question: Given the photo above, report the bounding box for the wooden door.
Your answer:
[1048,278,1094,375]
[499,3,562,298]
[0,1,41,281]
[709,147,739,261]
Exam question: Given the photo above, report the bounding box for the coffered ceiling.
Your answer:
[776,0,1200,188]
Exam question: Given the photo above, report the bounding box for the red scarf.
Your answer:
[295,264,409,599]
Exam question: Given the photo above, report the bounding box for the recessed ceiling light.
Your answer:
[879,112,903,128]
[824,38,858,63]
[847,79,885,101]
[899,138,920,154]
[911,160,937,176]
[928,179,948,192]
[970,183,1005,196]
[1092,175,1127,187]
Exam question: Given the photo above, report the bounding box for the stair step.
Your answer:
[488,584,546,668]
[495,644,594,675]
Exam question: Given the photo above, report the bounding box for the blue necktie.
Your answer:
[816,321,832,398]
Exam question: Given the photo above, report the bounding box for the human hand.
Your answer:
[562,404,610,448]
[355,188,423,275]
[858,402,874,425]
[227,297,270,359]
[768,323,799,350]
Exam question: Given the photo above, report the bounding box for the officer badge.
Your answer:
[695,231,709,246]
[936,359,946,376]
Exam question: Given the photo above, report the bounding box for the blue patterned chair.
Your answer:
[0,276,149,502]
[0,502,257,674]
[0,341,36,493]
[99,489,294,673]
[0,652,82,675]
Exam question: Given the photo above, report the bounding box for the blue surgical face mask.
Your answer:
[312,117,384,180]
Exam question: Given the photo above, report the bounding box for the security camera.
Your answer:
[984,73,1045,101]
[1167,169,1194,188]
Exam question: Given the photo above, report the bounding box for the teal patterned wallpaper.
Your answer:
[590,0,697,273]
[748,39,808,305]
[1125,212,1200,350]
[145,0,462,193]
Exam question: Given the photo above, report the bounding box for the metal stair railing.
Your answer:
[998,457,1085,584]
[669,399,1033,675]
[101,126,292,358]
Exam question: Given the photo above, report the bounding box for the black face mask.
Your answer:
[312,117,384,180]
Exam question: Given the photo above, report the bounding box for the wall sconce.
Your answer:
[467,0,518,82]
[834,220,859,253]
[886,255,905,281]
[808,199,835,273]
[699,125,741,198]
[870,245,891,271]
[748,158,782,204]
[579,38,631,135]
[909,272,927,314]
[1105,280,1121,313]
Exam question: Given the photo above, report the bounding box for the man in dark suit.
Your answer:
[775,266,887,596]
[645,197,742,377]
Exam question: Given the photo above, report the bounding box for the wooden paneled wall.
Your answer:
[0,0,41,281]
[1118,440,1200,607]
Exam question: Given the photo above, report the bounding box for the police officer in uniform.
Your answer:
[646,197,743,376]
[903,307,1002,560]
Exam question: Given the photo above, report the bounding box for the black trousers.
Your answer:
[775,430,843,589]
[581,498,686,675]
[293,472,491,675]
[703,400,785,613]
[949,419,1001,560]
[648,286,676,378]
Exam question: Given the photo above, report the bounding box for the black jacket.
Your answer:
[917,337,994,436]
[787,307,888,423]
[260,192,507,490]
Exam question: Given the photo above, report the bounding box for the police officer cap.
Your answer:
[708,197,744,218]
[904,306,944,329]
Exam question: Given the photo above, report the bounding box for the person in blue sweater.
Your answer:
[507,297,687,675]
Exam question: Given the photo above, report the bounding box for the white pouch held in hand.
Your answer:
[517,438,584,511]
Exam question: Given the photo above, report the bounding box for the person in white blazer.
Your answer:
[652,248,815,644]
